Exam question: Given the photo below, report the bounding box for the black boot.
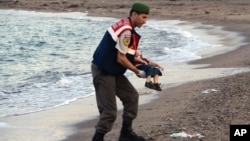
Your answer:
[119,118,145,141]
[92,131,104,141]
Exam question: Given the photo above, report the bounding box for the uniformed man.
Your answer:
[91,2,150,141]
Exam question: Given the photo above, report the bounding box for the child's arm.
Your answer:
[148,61,164,71]
[134,56,148,65]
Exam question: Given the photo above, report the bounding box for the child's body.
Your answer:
[134,50,164,91]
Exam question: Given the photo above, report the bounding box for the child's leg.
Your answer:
[146,75,152,83]
[136,65,156,89]
[145,75,156,89]
[153,75,159,84]
[153,74,162,91]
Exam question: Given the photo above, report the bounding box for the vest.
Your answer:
[92,17,141,75]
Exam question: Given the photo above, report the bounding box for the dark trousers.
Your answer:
[136,64,162,77]
[91,64,139,134]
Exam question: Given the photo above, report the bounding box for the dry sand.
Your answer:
[0,0,250,141]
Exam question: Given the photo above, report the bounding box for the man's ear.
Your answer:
[132,11,138,17]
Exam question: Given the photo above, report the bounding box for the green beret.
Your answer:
[132,2,150,14]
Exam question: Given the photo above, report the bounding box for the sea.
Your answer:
[0,10,218,118]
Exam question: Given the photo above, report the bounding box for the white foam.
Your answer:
[0,122,9,128]
[146,19,246,58]
[55,75,72,87]
[0,9,115,21]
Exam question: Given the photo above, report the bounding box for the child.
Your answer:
[134,50,164,91]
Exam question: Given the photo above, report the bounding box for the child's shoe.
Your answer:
[154,83,162,91]
[145,81,155,89]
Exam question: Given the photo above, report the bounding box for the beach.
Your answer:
[0,0,250,141]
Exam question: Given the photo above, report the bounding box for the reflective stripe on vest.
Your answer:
[108,18,132,42]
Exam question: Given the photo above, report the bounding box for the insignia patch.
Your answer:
[123,35,131,46]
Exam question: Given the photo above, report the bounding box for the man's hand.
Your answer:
[136,70,146,78]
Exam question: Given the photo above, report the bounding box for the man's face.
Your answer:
[133,13,148,28]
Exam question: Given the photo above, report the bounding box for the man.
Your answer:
[91,2,150,141]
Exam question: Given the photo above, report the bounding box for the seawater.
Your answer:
[0,10,216,117]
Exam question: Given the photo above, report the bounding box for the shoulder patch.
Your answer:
[123,35,131,46]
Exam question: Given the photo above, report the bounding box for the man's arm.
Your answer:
[117,52,140,74]
[115,30,144,76]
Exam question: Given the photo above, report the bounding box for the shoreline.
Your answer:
[1,0,250,141]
